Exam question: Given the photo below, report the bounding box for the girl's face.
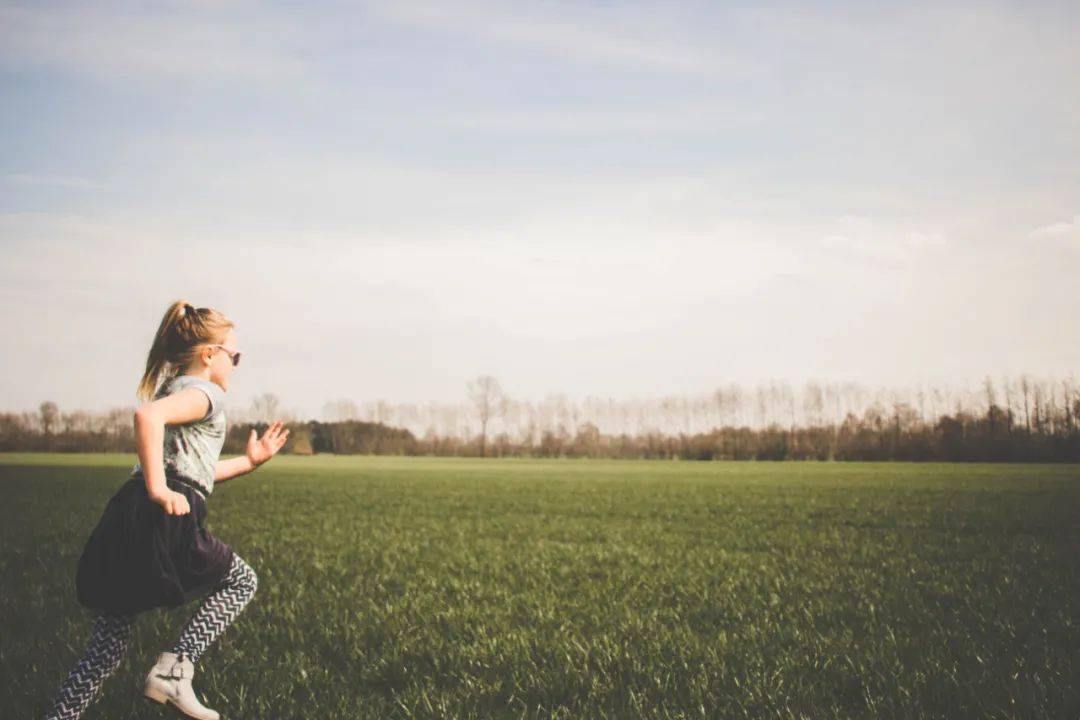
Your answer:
[206,328,240,391]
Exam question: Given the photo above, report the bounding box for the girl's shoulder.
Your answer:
[158,374,227,422]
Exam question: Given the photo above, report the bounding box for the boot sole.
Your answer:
[144,687,169,704]
[143,688,217,720]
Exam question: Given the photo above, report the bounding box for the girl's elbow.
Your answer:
[134,405,160,427]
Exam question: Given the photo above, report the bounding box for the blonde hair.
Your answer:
[136,300,234,401]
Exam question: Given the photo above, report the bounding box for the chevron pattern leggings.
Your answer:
[44,553,257,720]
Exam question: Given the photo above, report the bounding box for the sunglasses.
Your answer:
[208,344,242,367]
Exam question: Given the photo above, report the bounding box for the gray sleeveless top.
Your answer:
[130,374,228,496]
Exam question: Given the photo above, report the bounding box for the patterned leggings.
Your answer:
[44,553,257,720]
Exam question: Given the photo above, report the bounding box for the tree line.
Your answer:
[2,374,1078,461]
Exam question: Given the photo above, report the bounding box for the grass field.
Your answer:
[3,453,1079,719]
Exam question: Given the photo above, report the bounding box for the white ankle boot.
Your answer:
[143,651,220,720]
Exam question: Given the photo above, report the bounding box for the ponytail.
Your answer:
[136,300,234,401]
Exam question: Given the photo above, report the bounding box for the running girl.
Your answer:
[44,300,289,720]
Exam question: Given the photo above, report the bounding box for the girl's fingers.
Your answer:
[168,491,190,515]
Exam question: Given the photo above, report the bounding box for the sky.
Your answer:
[1,0,1078,420]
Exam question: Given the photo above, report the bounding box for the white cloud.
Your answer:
[3,174,114,191]
[0,3,308,86]
[1028,214,1080,247]
[818,215,947,263]
[368,0,741,74]
[438,102,762,136]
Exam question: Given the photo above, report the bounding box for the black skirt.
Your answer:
[75,471,234,615]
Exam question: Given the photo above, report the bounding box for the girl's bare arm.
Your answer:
[214,456,256,483]
[133,387,213,516]
[214,421,290,484]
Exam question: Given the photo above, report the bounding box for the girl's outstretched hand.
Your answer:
[247,420,290,468]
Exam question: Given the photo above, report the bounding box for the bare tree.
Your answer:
[984,376,997,434]
[502,398,522,442]
[467,375,506,457]
[803,380,824,428]
[727,383,745,427]
[756,386,773,431]
[106,407,130,436]
[1020,375,1032,432]
[250,393,281,424]
[1032,381,1045,434]
[1064,377,1076,434]
[983,376,997,410]
[1002,378,1016,434]
[376,400,393,426]
[322,398,359,422]
[68,410,92,434]
[39,401,59,440]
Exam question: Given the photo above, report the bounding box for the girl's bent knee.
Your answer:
[231,555,258,596]
[245,567,258,596]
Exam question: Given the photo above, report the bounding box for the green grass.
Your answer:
[3,453,1079,719]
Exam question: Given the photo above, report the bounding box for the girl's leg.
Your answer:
[170,553,258,664]
[44,610,135,720]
